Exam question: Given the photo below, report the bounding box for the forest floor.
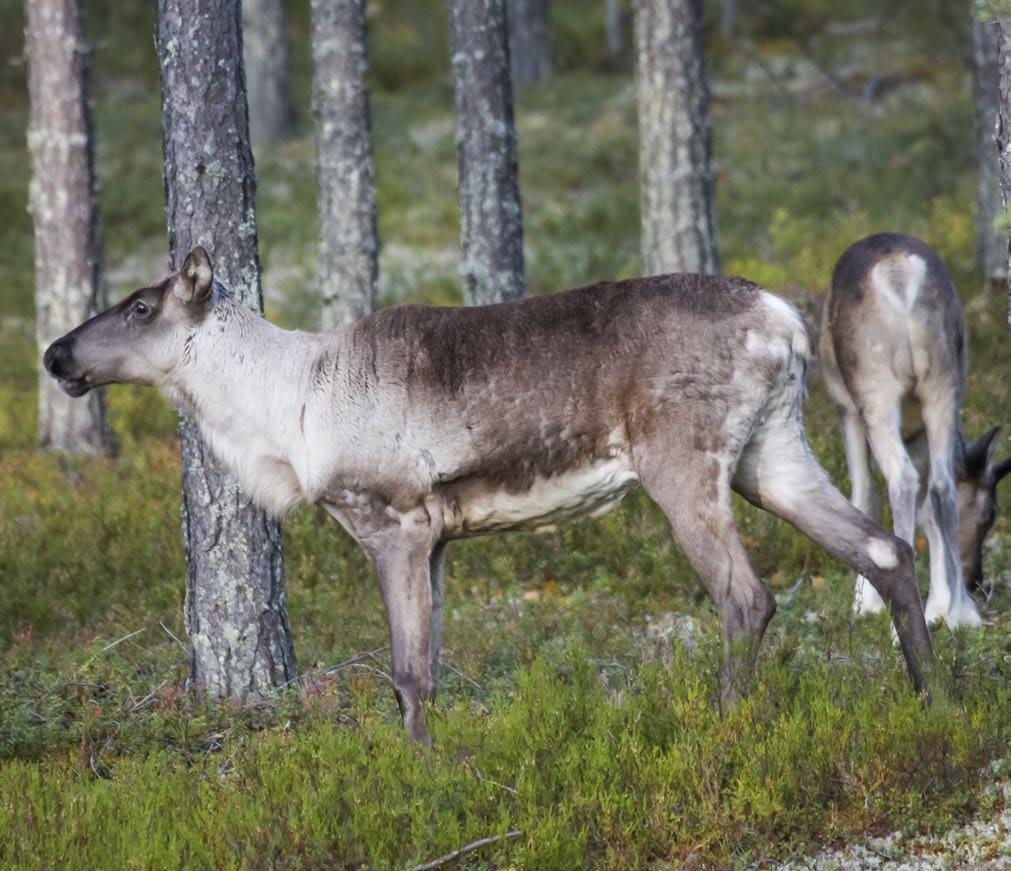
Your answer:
[1,1,1010,867]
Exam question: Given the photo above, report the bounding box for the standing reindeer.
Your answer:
[821,234,1009,628]
[45,247,934,743]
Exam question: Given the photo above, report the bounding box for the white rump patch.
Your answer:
[870,253,926,313]
[867,538,898,570]
[759,292,811,361]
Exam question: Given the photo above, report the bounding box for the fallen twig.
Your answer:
[470,762,518,796]
[131,680,169,712]
[442,660,483,695]
[159,620,186,651]
[102,628,145,652]
[325,646,390,676]
[407,830,521,871]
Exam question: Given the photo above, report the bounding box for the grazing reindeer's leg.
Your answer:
[635,445,776,712]
[734,416,933,695]
[364,519,437,745]
[841,410,885,615]
[921,399,982,628]
[861,402,920,606]
[428,541,447,690]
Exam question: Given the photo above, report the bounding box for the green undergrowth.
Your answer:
[2,634,1010,868]
[2,0,1011,866]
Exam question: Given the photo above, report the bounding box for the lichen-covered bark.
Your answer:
[634,0,718,275]
[26,0,107,455]
[507,0,551,85]
[242,0,295,147]
[448,0,526,305]
[974,13,1006,286]
[1001,15,1011,325]
[311,0,378,329]
[155,0,296,700]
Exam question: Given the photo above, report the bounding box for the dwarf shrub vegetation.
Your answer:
[0,0,1009,867]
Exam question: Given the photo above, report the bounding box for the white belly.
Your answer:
[446,454,639,537]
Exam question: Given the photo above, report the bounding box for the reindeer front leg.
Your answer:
[370,522,437,745]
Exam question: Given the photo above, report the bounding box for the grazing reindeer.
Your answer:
[45,247,934,743]
[821,234,1009,628]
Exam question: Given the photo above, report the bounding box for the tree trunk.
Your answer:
[634,0,718,275]
[447,0,526,305]
[311,0,378,329]
[26,0,108,455]
[605,0,624,61]
[155,0,297,701]
[719,0,736,40]
[507,0,551,85]
[973,13,1006,288]
[242,0,295,148]
[1000,16,1011,326]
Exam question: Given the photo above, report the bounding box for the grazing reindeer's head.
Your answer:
[43,247,215,396]
[958,427,1011,590]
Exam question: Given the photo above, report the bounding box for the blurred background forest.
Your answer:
[1,0,1011,867]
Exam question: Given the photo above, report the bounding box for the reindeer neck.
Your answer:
[169,295,325,460]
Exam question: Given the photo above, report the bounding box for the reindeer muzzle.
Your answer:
[43,337,92,397]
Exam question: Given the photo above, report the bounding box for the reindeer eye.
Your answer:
[131,300,151,319]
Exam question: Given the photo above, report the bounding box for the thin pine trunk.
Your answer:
[243,0,295,147]
[447,0,526,305]
[311,0,378,329]
[1000,15,1011,326]
[507,0,551,85]
[26,0,108,454]
[155,0,296,700]
[605,0,624,60]
[973,13,1005,287]
[634,0,718,275]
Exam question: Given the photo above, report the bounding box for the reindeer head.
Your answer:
[43,247,216,396]
[958,427,1011,591]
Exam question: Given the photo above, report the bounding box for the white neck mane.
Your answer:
[163,294,333,516]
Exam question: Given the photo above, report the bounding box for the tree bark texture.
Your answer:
[242,0,295,147]
[507,0,551,85]
[634,0,718,275]
[311,0,378,329]
[973,13,1006,286]
[448,0,526,305]
[605,0,624,60]
[1000,15,1011,325]
[155,0,297,700]
[26,0,108,454]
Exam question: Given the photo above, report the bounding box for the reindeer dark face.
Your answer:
[43,247,216,396]
[958,427,1011,591]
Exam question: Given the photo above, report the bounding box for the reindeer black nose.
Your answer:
[43,337,72,378]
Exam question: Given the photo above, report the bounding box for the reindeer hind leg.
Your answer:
[734,412,933,695]
[634,438,775,712]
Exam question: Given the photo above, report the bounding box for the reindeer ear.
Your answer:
[177,246,214,305]
[965,426,1002,481]
[993,457,1011,486]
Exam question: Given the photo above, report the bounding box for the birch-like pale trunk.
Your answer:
[507,0,551,85]
[1000,14,1011,325]
[26,0,108,454]
[311,0,378,329]
[448,0,526,305]
[634,0,718,275]
[155,0,297,700]
[242,0,295,147]
[973,13,1006,287]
